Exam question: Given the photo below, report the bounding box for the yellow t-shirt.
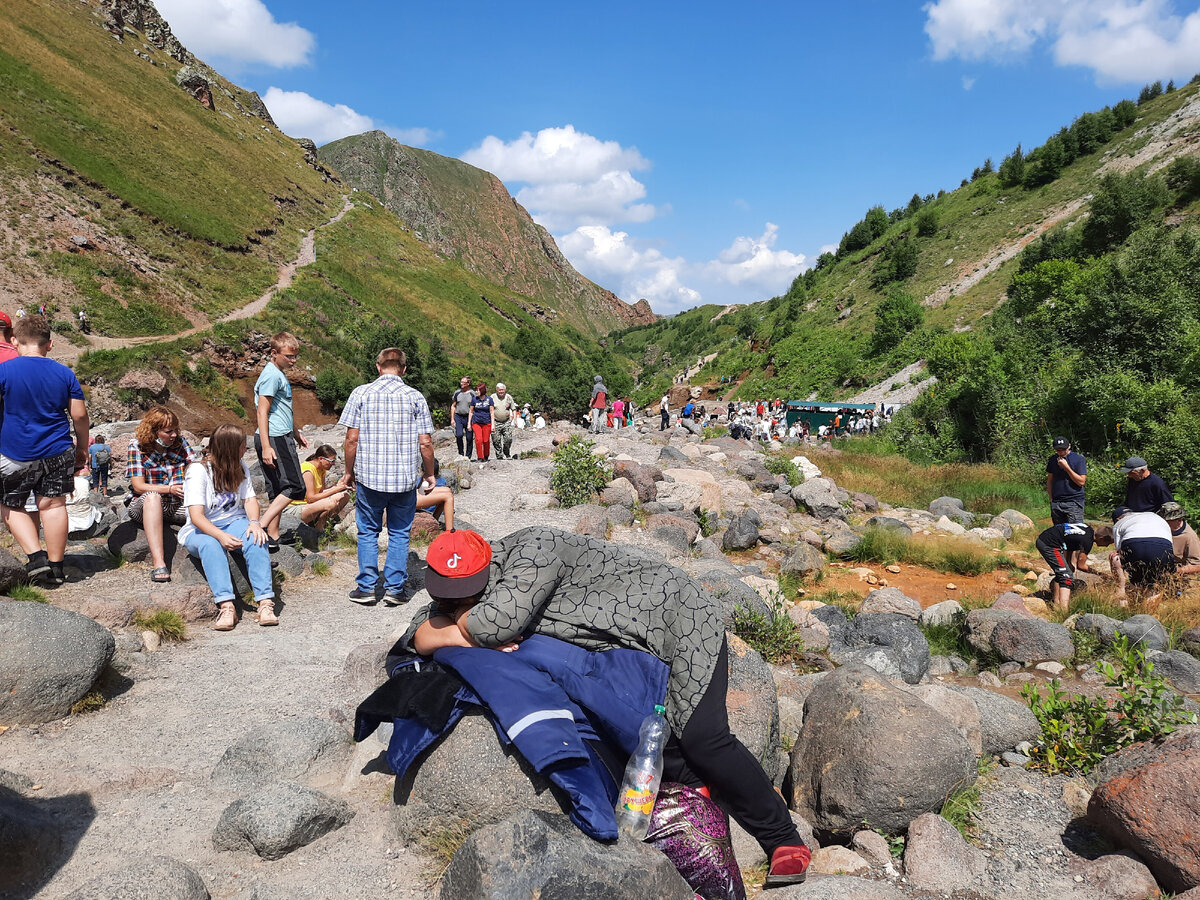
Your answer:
[291,460,324,505]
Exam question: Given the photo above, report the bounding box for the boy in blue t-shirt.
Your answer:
[89,434,111,493]
[254,331,309,547]
[0,315,89,584]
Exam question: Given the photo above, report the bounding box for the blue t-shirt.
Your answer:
[1046,452,1087,503]
[471,395,494,425]
[89,443,111,467]
[254,361,293,437]
[0,356,84,461]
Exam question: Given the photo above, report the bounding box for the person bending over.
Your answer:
[1098,507,1176,603]
[180,424,276,630]
[405,526,811,889]
[1034,522,1096,613]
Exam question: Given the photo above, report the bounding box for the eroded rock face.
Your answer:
[0,601,115,725]
[439,809,694,900]
[789,664,976,836]
[1088,731,1200,892]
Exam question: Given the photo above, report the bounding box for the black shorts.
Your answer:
[1050,500,1085,525]
[1121,538,1177,586]
[1,448,76,508]
[255,433,305,501]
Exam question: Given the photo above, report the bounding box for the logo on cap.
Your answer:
[447,553,460,569]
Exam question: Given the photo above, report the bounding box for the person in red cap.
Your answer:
[0,312,17,365]
[406,525,811,888]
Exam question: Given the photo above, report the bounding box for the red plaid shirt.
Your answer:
[125,437,199,487]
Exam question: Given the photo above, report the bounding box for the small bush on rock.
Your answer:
[731,599,807,664]
[764,456,803,486]
[1023,635,1198,774]
[550,435,613,508]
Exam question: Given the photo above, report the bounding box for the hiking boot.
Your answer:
[348,587,376,605]
[256,599,279,626]
[212,604,238,631]
[24,551,50,580]
[47,561,65,587]
[763,844,811,889]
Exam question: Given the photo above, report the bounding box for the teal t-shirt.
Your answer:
[254,361,294,437]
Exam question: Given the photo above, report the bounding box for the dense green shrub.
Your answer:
[1023,636,1197,774]
[763,456,803,486]
[731,599,807,664]
[549,435,612,508]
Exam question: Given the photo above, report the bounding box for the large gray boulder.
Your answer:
[829,613,930,684]
[64,856,209,900]
[920,599,964,629]
[0,547,25,593]
[863,516,912,536]
[823,531,863,557]
[721,512,760,551]
[438,809,694,900]
[791,478,845,521]
[727,635,781,782]
[1148,649,1200,694]
[858,587,921,620]
[763,875,908,899]
[212,781,353,860]
[947,686,1042,755]
[0,600,115,724]
[903,812,987,893]
[965,607,1023,655]
[989,618,1074,663]
[780,542,826,577]
[790,664,976,835]
[1075,613,1121,643]
[211,718,353,791]
[1116,615,1169,651]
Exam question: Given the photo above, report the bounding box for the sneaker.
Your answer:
[256,599,279,626]
[382,590,408,606]
[212,605,238,631]
[24,552,50,580]
[47,562,65,587]
[267,537,280,554]
[348,588,377,605]
[764,844,811,889]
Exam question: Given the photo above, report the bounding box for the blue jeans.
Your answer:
[183,518,274,604]
[355,482,416,593]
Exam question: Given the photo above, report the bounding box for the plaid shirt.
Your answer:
[339,375,432,493]
[125,437,199,487]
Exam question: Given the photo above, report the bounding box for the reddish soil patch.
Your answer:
[816,561,1039,608]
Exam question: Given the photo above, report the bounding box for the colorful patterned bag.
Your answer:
[644,782,746,900]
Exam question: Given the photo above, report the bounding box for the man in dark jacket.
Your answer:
[1120,457,1174,513]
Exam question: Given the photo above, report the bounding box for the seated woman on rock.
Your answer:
[414,458,454,531]
[125,405,200,583]
[405,525,811,889]
[179,424,276,630]
[290,444,350,530]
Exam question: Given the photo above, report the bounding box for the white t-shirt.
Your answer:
[179,461,254,543]
[1113,511,1172,549]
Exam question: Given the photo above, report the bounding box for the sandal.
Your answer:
[151,567,171,583]
[257,599,279,627]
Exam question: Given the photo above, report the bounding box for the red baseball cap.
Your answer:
[424,529,492,599]
[0,312,10,329]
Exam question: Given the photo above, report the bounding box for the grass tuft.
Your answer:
[8,584,47,602]
[132,608,187,642]
[309,557,332,576]
[70,690,107,715]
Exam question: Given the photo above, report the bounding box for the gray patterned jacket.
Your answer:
[403,526,724,733]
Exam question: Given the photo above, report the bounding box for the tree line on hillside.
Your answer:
[891,161,1200,511]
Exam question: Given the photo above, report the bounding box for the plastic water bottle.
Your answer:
[614,704,669,839]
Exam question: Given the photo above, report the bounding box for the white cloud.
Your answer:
[154,0,315,68]
[962,75,977,90]
[925,0,1200,82]
[461,126,658,230]
[262,88,437,147]
[559,224,805,315]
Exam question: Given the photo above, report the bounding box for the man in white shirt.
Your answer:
[659,394,670,431]
[1099,506,1176,600]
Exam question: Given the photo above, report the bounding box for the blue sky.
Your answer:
[156,0,1200,314]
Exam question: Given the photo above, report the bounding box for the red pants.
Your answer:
[472,422,492,461]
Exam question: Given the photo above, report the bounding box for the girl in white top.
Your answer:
[180,424,276,630]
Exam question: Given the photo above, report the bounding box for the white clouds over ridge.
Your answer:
[925,0,1200,82]
[262,88,437,147]
[154,0,314,68]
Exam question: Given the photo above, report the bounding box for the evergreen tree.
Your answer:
[998,144,1025,187]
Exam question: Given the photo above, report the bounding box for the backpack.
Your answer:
[93,445,110,465]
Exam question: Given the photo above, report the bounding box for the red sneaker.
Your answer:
[764,843,811,889]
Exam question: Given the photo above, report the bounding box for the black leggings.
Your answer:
[662,639,800,856]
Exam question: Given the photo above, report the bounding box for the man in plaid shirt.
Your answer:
[340,347,435,605]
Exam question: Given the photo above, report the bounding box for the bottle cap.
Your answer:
[654,704,666,715]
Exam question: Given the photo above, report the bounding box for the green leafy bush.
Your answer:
[1022,635,1198,774]
[730,599,806,664]
[550,434,612,508]
[764,456,803,486]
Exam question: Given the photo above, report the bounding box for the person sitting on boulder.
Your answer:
[179,424,276,630]
[414,459,454,531]
[1034,521,1096,613]
[1095,507,1176,603]
[405,525,812,889]
[125,405,200,583]
[290,444,350,531]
